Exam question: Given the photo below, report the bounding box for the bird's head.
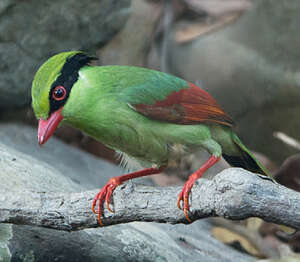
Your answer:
[31,51,97,146]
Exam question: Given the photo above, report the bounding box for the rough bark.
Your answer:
[0,124,254,262]
[0,168,299,231]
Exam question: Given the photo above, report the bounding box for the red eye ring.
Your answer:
[52,86,66,101]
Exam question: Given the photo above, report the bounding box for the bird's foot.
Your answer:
[177,155,220,222]
[177,173,198,223]
[92,177,121,226]
[91,166,166,226]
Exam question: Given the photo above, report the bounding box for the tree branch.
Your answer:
[0,168,299,231]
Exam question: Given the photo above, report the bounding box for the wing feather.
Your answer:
[133,82,233,127]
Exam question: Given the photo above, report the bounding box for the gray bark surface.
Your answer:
[0,123,254,261]
[0,168,299,231]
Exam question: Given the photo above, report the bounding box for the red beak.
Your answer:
[38,108,64,146]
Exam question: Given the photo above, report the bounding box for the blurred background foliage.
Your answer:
[0,0,300,261]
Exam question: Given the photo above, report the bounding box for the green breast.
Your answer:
[61,65,212,166]
[62,66,173,164]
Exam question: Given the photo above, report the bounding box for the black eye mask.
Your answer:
[48,53,97,116]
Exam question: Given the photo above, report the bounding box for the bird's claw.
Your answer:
[92,178,120,226]
[177,183,186,210]
[177,178,196,223]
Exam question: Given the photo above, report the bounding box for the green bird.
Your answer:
[32,51,275,225]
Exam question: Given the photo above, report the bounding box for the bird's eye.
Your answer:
[52,86,66,101]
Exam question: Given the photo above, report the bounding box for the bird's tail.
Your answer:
[222,133,277,183]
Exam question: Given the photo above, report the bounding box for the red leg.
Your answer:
[177,155,220,222]
[92,166,165,226]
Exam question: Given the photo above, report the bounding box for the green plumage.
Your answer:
[32,51,83,120]
[63,66,205,166]
[32,52,275,181]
